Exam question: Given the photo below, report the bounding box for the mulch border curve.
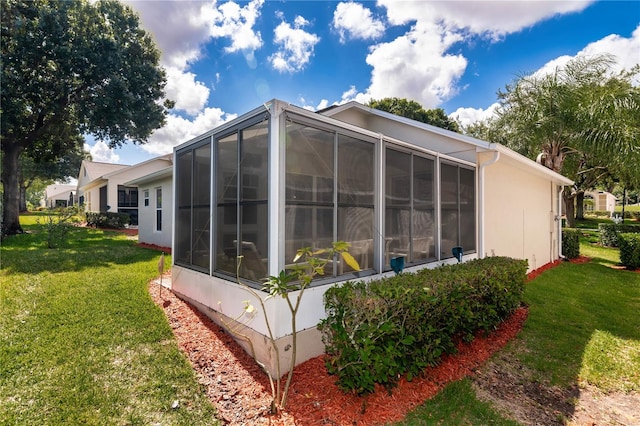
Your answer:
[149,261,556,425]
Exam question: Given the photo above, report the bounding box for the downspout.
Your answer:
[478,150,500,259]
[558,185,564,259]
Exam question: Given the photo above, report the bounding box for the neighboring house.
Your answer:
[169,99,573,374]
[43,184,76,208]
[77,155,172,225]
[124,165,173,249]
[584,190,616,213]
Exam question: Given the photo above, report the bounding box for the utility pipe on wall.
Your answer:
[558,186,564,259]
[478,150,500,259]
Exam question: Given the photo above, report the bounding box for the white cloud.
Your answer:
[534,24,640,83]
[450,103,500,127]
[300,98,331,111]
[207,0,264,53]
[140,108,238,155]
[164,67,210,116]
[379,0,592,40]
[339,0,593,108]
[363,22,467,108]
[270,16,320,73]
[333,2,385,43]
[85,140,121,163]
[126,0,213,70]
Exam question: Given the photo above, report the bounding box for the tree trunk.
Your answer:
[19,185,27,213]
[1,144,25,235]
[563,191,577,228]
[575,191,585,220]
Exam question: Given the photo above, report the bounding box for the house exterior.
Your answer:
[43,184,76,208]
[124,165,173,249]
[170,99,573,374]
[584,190,616,213]
[77,155,172,225]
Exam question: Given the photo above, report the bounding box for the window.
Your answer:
[440,163,476,259]
[144,189,149,207]
[174,140,211,272]
[285,122,375,276]
[155,187,162,232]
[117,186,138,207]
[385,148,436,269]
[215,121,269,281]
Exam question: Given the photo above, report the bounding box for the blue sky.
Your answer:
[84,0,640,166]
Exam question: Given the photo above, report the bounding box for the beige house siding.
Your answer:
[482,154,560,272]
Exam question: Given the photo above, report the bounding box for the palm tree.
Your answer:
[493,54,640,227]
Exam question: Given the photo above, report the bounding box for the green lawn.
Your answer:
[399,237,640,424]
[1,214,218,425]
[4,214,639,425]
[615,204,640,213]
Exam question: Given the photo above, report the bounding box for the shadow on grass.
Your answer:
[1,226,160,275]
[512,260,640,422]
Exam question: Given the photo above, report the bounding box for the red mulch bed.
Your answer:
[569,255,591,264]
[149,266,542,426]
[137,242,171,254]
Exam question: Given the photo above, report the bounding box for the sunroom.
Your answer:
[170,99,569,373]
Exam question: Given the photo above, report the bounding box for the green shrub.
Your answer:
[598,223,640,247]
[619,233,640,270]
[562,228,580,259]
[86,212,130,229]
[37,212,75,248]
[319,257,528,394]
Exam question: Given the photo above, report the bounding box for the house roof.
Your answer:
[321,101,573,186]
[102,153,171,179]
[45,184,76,199]
[81,161,130,182]
[175,99,573,187]
[123,166,173,186]
[79,154,172,190]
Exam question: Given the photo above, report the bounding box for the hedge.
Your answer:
[86,212,130,229]
[598,223,640,247]
[619,233,640,270]
[562,228,580,259]
[318,257,528,394]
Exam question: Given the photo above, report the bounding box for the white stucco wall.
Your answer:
[137,175,173,248]
[481,153,561,272]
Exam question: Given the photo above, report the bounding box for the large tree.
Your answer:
[18,143,89,211]
[1,0,172,235]
[367,97,461,132]
[487,54,640,227]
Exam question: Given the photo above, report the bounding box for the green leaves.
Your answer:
[2,0,170,234]
[319,257,528,394]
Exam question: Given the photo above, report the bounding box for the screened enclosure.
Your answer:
[173,102,476,286]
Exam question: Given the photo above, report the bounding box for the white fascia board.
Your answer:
[490,144,574,186]
[123,166,173,187]
[102,154,171,180]
[78,178,107,192]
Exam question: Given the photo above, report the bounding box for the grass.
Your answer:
[396,378,519,426]
[615,204,640,213]
[1,214,218,425]
[397,235,640,424]
[4,213,639,425]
